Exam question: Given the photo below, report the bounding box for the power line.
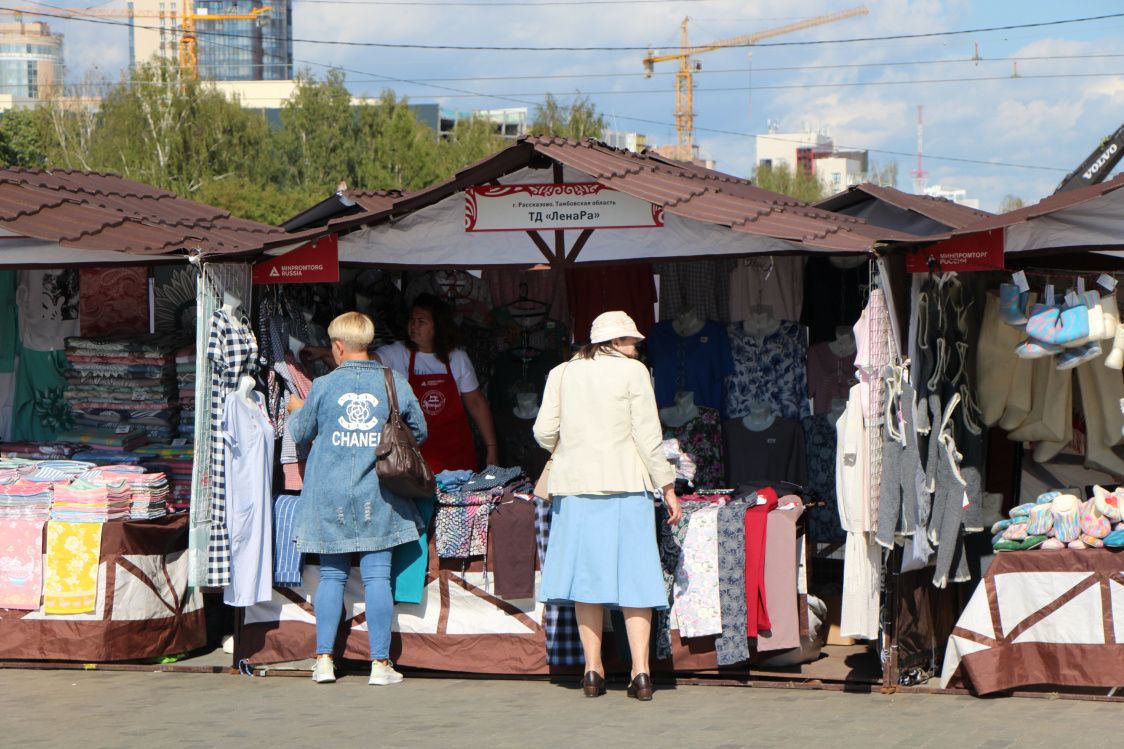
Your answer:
[289,0,718,4]
[7,7,1124,53]
[385,70,1124,98]
[389,52,1124,83]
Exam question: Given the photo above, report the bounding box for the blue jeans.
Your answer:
[314,550,393,660]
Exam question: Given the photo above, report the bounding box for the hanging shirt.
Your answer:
[655,260,734,323]
[723,417,807,487]
[807,341,857,415]
[728,256,805,323]
[800,257,868,344]
[725,321,810,420]
[646,320,735,414]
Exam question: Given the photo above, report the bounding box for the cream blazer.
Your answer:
[533,352,675,496]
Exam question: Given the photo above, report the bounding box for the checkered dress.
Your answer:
[205,307,257,587]
[533,498,583,666]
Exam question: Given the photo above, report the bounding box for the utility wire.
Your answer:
[5,7,1124,52]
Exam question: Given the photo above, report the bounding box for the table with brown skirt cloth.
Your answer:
[0,514,206,661]
[941,549,1124,695]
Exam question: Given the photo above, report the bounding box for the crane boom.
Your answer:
[642,6,869,162]
[644,6,870,64]
[1054,123,1124,194]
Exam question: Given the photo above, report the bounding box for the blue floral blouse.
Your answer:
[725,321,810,420]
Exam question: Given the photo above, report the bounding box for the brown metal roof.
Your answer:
[814,183,992,230]
[947,171,1124,237]
[0,168,308,258]
[346,188,403,214]
[322,136,915,253]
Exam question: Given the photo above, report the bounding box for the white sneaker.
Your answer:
[312,655,336,684]
[369,660,404,686]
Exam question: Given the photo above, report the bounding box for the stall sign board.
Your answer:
[465,183,664,232]
[253,234,339,285]
[905,228,1005,273]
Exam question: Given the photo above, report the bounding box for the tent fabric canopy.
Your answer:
[327,136,915,267]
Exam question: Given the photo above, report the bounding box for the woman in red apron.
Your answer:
[375,294,497,473]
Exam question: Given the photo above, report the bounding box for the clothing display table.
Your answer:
[941,549,1124,695]
[0,514,205,661]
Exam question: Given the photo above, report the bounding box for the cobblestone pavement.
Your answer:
[0,669,1117,748]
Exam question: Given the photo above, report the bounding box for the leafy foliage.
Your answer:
[530,93,606,140]
[0,65,511,225]
[751,162,827,203]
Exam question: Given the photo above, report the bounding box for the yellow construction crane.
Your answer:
[643,6,869,161]
[2,4,272,79]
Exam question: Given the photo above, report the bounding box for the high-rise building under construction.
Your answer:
[127,0,292,81]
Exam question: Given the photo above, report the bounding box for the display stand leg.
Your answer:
[881,545,901,694]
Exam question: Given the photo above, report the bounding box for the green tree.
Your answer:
[999,194,1026,213]
[530,93,606,140]
[752,162,826,203]
[0,109,48,167]
[42,61,273,196]
[273,69,359,193]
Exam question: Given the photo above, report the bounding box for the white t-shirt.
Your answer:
[375,341,480,394]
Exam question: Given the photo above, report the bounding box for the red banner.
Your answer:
[905,228,1005,273]
[253,234,339,285]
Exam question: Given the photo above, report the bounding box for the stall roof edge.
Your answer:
[313,137,914,252]
[814,183,993,230]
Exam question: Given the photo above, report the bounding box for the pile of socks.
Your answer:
[1001,282,1121,370]
[992,486,1124,551]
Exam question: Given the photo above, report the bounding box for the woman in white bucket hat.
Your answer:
[533,311,681,702]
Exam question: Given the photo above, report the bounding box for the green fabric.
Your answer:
[391,496,436,604]
[0,270,17,372]
[994,534,1048,552]
[10,348,70,441]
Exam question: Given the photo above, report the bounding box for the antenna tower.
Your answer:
[911,104,928,194]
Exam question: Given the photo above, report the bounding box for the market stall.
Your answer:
[237,136,917,684]
[884,173,1124,695]
[0,168,314,663]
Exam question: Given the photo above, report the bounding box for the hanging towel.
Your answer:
[43,521,103,615]
[489,494,537,600]
[0,518,46,610]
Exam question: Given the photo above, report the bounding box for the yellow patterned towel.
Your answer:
[43,521,103,615]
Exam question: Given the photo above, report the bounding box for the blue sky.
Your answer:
[42,0,1124,210]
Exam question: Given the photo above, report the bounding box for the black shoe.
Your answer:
[626,673,653,701]
[582,671,606,697]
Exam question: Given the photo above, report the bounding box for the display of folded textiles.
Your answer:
[433,466,531,558]
[61,333,191,451]
[992,486,1124,551]
[21,460,97,483]
[50,478,131,522]
[0,479,53,520]
[133,444,194,512]
[79,467,169,520]
[70,450,149,465]
[0,442,80,460]
[56,427,149,451]
[175,344,196,439]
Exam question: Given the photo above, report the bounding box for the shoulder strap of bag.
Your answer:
[383,367,402,425]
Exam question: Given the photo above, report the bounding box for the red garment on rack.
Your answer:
[744,489,779,637]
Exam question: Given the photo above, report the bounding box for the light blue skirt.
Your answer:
[538,492,669,610]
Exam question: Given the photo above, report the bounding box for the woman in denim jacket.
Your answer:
[287,312,427,687]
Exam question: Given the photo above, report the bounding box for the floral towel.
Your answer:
[43,521,103,615]
[0,519,46,610]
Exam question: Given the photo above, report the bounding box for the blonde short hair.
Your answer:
[327,311,375,351]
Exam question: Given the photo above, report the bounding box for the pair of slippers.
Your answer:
[1003,284,1122,368]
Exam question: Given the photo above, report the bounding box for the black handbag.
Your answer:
[375,368,437,498]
